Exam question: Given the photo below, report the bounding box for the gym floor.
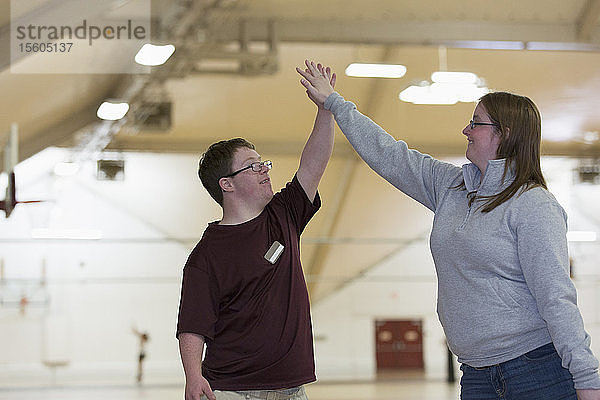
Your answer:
[0,378,461,400]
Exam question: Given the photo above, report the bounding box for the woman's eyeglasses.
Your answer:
[469,120,499,129]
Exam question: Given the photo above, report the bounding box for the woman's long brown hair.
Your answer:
[460,92,547,212]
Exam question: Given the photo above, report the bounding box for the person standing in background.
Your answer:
[132,326,149,384]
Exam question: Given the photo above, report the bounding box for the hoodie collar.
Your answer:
[462,158,515,196]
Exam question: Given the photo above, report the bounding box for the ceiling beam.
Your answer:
[104,137,600,158]
[4,4,600,71]
[207,17,600,49]
[106,136,359,158]
[0,103,99,169]
[576,0,600,41]
[19,104,99,162]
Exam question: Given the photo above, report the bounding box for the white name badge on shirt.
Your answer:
[264,241,284,264]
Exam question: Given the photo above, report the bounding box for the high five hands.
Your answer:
[296,59,336,108]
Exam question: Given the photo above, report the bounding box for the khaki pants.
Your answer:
[214,386,308,400]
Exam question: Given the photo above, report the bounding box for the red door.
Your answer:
[375,319,424,369]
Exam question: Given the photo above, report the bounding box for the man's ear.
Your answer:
[219,177,234,192]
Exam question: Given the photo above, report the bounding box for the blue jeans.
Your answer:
[460,343,577,399]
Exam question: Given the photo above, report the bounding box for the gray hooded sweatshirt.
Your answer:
[324,92,600,389]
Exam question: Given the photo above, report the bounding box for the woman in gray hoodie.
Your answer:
[297,60,600,400]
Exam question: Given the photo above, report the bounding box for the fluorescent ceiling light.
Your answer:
[431,71,478,84]
[135,43,176,66]
[400,72,489,105]
[566,231,597,242]
[53,162,80,177]
[97,101,129,121]
[447,40,525,51]
[526,42,600,51]
[31,228,104,240]
[582,131,599,144]
[345,63,407,78]
[399,83,457,105]
[430,82,489,103]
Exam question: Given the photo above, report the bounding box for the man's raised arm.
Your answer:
[296,60,336,202]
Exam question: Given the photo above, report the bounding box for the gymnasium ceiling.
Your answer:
[2,0,600,162]
[1,0,600,301]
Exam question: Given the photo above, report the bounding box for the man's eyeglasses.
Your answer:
[223,160,272,178]
[469,120,499,129]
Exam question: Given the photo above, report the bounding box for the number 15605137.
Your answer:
[18,42,73,53]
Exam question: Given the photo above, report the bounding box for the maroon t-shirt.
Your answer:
[176,175,320,390]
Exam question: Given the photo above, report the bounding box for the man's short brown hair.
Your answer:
[198,138,255,206]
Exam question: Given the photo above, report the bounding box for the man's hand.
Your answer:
[296,59,336,107]
[179,333,214,400]
[185,374,216,400]
[578,389,600,400]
